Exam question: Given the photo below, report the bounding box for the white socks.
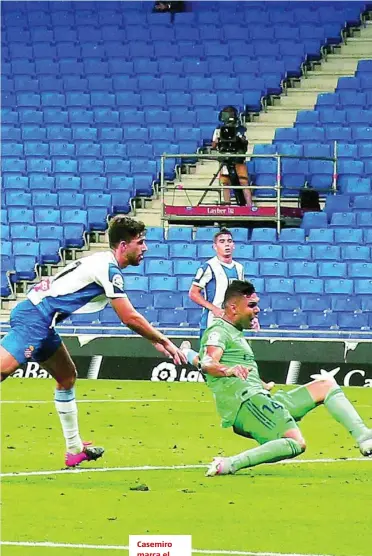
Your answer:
[54,387,83,454]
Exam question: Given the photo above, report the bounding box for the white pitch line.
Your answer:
[1,399,370,408]
[0,399,210,404]
[0,541,348,556]
[1,458,371,478]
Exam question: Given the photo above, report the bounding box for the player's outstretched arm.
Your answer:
[111,298,187,365]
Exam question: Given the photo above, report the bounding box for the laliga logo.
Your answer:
[151,362,178,382]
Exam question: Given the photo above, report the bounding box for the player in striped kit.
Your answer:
[0,216,186,467]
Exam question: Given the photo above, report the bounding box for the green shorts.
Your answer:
[233,386,316,445]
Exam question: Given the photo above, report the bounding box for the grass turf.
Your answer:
[1,379,372,556]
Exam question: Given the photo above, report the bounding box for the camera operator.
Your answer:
[211,106,252,207]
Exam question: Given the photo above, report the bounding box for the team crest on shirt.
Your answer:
[112,273,124,291]
[24,345,34,359]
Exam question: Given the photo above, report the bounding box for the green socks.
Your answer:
[229,438,303,473]
[324,385,369,442]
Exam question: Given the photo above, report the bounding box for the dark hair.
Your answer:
[213,227,233,243]
[223,280,255,306]
[108,216,146,248]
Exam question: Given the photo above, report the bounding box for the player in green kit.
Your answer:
[195,280,372,476]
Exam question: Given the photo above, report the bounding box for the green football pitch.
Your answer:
[1,379,371,556]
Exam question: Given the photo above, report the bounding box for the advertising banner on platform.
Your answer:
[9,356,372,387]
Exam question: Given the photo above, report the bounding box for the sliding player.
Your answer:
[196,280,372,476]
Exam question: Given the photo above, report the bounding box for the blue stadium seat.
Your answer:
[63,224,85,248]
[301,294,332,312]
[14,255,38,281]
[168,243,196,260]
[146,227,165,242]
[32,192,58,207]
[153,292,183,309]
[294,278,323,295]
[260,261,288,277]
[282,244,312,260]
[324,279,354,295]
[197,244,215,259]
[39,240,61,264]
[356,212,372,227]
[145,259,172,276]
[338,313,369,330]
[13,240,39,258]
[8,208,34,224]
[144,243,169,260]
[250,228,277,243]
[307,228,335,243]
[353,195,372,211]
[318,262,347,278]
[167,227,193,243]
[307,312,338,329]
[341,245,370,261]
[331,296,361,312]
[324,195,351,218]
[277,311,308,329]
[300,212,328,233]
[173,260,201,276]
[149,276,177,292]
[339,177,371,196]
[348,262,372,278]
[288,261,318,278]
[265,278,294,294]
[234,244,254,260]
[355,279,372,295]
[279,228,305,243]
[87,208,109,231]
[5,192,32,207]
[312,244,340,261]
[3,175,29,190]
[38,225,64,242]
[330,212,357,227]
[1,241,12,257]
[334,228,363,244]
[254,245,283,260]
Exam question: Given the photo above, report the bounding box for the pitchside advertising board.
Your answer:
[4,335,372,388]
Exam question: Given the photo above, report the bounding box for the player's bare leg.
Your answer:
[304,378,372,456]
[0,345,22,381]
[41,343,104,466]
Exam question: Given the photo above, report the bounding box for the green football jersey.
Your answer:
[199,318,267,428]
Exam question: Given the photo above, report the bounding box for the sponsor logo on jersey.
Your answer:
[207,331,220,344]
[112,273,124,292]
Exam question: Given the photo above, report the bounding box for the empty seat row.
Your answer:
[69,308,372,330]
[255,141,372,159]
[275,125,372,143]
[2,90,265,109]
[2,174,135,192]
[3,74,281,94]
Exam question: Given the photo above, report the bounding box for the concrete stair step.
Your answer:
[309,70,355,77]
[259,110,298,123]
[133,209,162,226]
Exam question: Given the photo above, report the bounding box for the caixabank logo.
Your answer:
[10,362,52,379]
[151,362,204,383]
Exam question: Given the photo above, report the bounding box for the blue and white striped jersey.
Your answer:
[192,256,244,330]
[27,251,127,326]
